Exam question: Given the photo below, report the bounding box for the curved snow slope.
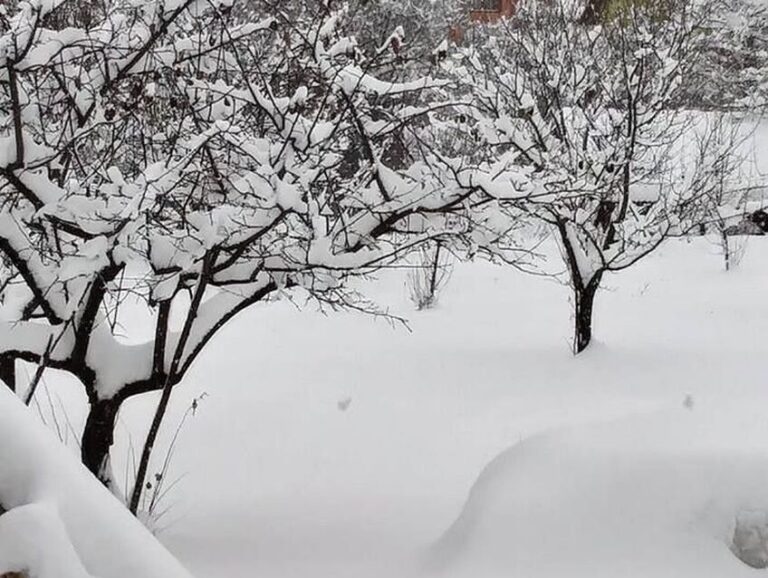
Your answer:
[0,386,192,578]
[0,503,93,578]
[435,408,768,578]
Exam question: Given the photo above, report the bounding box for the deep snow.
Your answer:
[435,410,768,577]
[0,385,191,578]
[11,236,768,577]
[100,236,767,577]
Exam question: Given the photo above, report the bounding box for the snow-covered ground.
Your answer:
[82,236,765,577]
[0,386,191,578]
[12,236,766,577]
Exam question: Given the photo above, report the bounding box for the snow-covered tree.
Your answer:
[689,115,766,271]
[0,0,509,507]
[683,0,768,110]
[347,0,467,66]
[451,0,731,352]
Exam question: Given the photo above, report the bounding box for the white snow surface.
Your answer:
[18,237,768,578]
[0,503,92,578]
[0,386,192,578]
[435,411,768,577]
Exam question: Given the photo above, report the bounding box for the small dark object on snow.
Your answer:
[732,510,768,568]
[724,220,763,236]
[750,209,768,233]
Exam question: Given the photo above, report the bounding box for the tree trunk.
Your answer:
[81,398,120,487]
[573,273,602,354]
[721,229,731,272]
[0,356,15,392]
[129,381,172,514]
[578,0,609,24]
[428,242,442,302]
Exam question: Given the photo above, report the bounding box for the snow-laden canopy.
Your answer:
[0,0,520,488]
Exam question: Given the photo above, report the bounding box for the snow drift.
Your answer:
[434,407,768,577]
[0,386,191,578]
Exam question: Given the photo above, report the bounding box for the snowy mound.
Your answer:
[0,386,192,578]
[434,408,768,577]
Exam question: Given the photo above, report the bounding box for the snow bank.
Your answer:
[0,386,192,578]
[434,408,768,577]
[0,503,92,578]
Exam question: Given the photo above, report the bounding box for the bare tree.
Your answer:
[450,0,735,352]
[0,0,515,511]
[688,115,760,271]
[683,0,768,111]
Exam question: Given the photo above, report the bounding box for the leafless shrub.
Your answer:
[407,242,454,310]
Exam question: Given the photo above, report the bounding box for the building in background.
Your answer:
[469,0,518,23]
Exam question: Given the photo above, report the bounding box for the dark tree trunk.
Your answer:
[129,381,172,514]
[573,273,602,354]
[721,230,731,271]
[578,0,609,24]
[428,242,442,301]
[0,356,15,392]
[81,398,120,486]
